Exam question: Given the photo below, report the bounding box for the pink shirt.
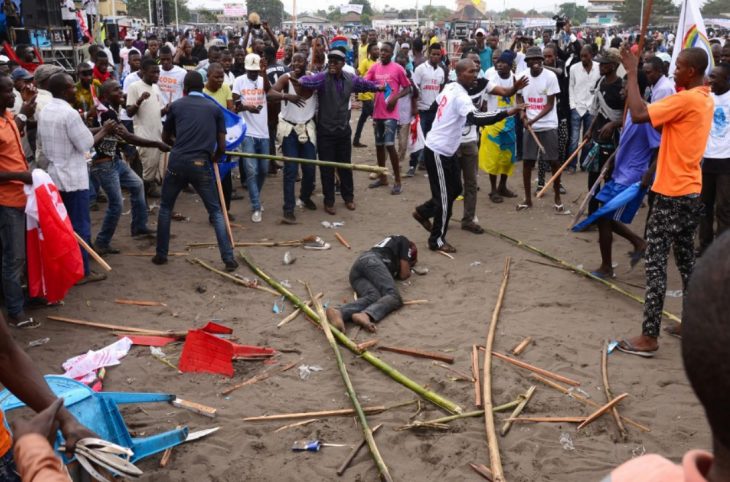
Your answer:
[364,61,411,121]
[606,450,713,482]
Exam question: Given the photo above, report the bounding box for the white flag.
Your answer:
[339,4,364,14]
[669,0,714,77]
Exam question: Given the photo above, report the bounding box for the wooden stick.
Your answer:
[73,232,112,271]
[244,407,391,422]
[500,385,536,436]
[493,351,581,386]
[433,361,473,382]
[277,293,322,328]
[213,162,235,247]
[46,315,185,337]
[437,250,454,260]
[224,151,388,174]
[397,400,523,431]
[334,232,351,249]
[530,374,650,432]
[570,151,617,228]
[189,257,279,296]
[220,362,297,396]
[483,257,511,482]
[602,342,628,439]
[577,393,628,430]
[336,424,383,476]
[172,398,217,418]
[159,425,183,467]
[272,418,318,433]
[536,136,591,198]
[378,345,454,364]
[511,336,533,356]
[506,416,586,423]
[471,345,482,408]
[469,463,494,481]
[356,339,379,352]
[114,299,167,307]
[121,252,189,257]
[403,299,429,305]
[187,236,317,249]
[308,283,392,482]
[524,122,545,154]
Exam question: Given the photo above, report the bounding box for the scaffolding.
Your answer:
[10,26,81,72]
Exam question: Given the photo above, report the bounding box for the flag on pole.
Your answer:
[24,169,84,302]
[669,0,714,77]
[201,92,247,177]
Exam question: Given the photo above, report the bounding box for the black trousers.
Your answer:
[415,147,462,249]
[318,129,354,206]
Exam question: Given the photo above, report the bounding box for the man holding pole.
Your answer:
[615,47,714,357]
[152,71,236,272]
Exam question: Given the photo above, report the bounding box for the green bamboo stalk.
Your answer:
[482,227,681,323]
[307,283,393,482]
[396,398,523,431]
[239,250,463,414]
[224,151,388,174]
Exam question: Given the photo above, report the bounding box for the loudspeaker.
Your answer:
[21,0,63,28]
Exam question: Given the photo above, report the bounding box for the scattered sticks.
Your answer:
[189,257,279,296]
[74,232,112,271]
[336,424,383,477]
[356,339,379,352]
[500,385,536,436]
[506,416,587,424]
[492,352,581,387]
[397,399,523,431]
[577,393,628,431]
[470,463,494,481]
[114,299,167,307]
[378,345,454,364]
[220,362,297,396]
[511,337,533,356]
[272,419,318,433]
[243,406,387,422]
[277,293,323,328]
[334,232,352,249]
[46,315,186,337]
[471,345,482,408]
[433,362,473,382]
[437,250,455,260]
[402,299,429,305]
[602,342,628,439]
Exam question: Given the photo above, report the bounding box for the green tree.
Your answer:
[616,0,678,26]
[399,8,417,19]
[558,2,588,24]
[247,0,285,27]
[422,5,453,21]
[702,0,729,16]
[127,0,191,24]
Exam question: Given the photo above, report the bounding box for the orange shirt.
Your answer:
[607,450,713,482]
[14,433,70,481]
[647,86,713,197]
[0,410,11,456]
[0,110,29,208]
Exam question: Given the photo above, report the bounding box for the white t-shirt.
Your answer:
[158,65,187,103]
[515,52,527,74]
[485,72,515,112]
[120,47,133,75]
[705,90,730,159]
[126,80,164,139]
[461,80,491,144]
[232,75,268,139]
[425,82,475,157]
[412,62,444,111]
[517,67,560,131]
[223,71,235,87]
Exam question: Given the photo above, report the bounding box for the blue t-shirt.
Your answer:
[163,93,226,164]
[478,46,493,72]
[612,115,661,186]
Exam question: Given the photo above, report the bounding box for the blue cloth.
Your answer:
[60,190,91,276]
[199,92,247,177]
[573,182,646,231]
[612,115,661,186]
[241,136,270,212]
[0,206,26,317]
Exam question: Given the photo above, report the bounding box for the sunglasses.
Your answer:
[80,70,93,75]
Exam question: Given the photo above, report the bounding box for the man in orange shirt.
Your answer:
[616,47,714,357]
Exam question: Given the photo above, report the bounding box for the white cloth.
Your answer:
[38,98,94,192]
[485,72,515,112]
[60,0,75,20]
[63,337,132,383]
[119,71,140,121]
[223,71,235,87]
[158,65,187,103]
[515,52,527,74]
[517,67,560,132]
[569,61,600,116]
[126,80,164,139]
[705,90,730,159]
[232,75,268,139]
[650,75,676,103]
[280,74,317,124]
[460,81,489,144]
[425,82,475,157]
[120,47,134,75]
[412,62,444,111]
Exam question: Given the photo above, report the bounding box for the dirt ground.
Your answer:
[7,119,708,481]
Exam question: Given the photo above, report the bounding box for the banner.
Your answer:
[223,3,247,17]
[339,4,364,14]
[670,0,714,76]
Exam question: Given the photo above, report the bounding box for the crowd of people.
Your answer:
[0,15,729,480]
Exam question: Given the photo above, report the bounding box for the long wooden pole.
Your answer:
[239,250,462,414]
[308,284,392,482]
[524,122,545,154]
[536,136,591,199]
[569,151,617,228]
[492,351,581,386]
[243,406,387,422]
[483,257,511,482]
[225,151,388,174]
[212,163,235,247]
[74,232,112,272]
[602,342,628,439]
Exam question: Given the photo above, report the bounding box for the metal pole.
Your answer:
[639,0,644,30]
[147,0,152,25]
[174,0,179,30]
[293,0,297,30]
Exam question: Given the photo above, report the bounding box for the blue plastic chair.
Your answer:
[0,375,188,463]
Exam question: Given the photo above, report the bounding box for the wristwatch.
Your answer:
[16,113,27,123]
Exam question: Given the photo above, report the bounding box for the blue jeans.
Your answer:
[281,130,316,214]
[0,206,26,317]
[90,158,148,248]
[373,119,397,146]
[569,109,593,168]
[60,190,91,276]
[0,450,20,482]
[156,160,234,264]
[241,136,269,212]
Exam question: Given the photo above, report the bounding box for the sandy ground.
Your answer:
[6,119,709,482]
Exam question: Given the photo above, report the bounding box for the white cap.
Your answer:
[245,53,261,71]
[400,42,410,49]
[125,33,135,40]
[475,28,486,36]
[0,55,9,63]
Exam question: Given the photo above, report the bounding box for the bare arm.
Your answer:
[620,46,651,123]
[263,22,279,50]
[398,260,411,280]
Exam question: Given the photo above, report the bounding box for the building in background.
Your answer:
[587,0,622,26]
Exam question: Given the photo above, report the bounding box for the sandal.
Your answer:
[432,242,457,254]
[516,203,531,211]
[368,178,388,189]
[171,212,188,221]
[489,192,503,204]
[616,339,657,358]
[9,317,41,329]
[498,189,517,198]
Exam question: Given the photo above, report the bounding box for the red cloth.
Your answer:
[93,66,111,83]
[25,170,84,302]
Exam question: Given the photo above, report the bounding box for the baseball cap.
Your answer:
[400,42,410,49]
[524,46,544,60]
[244,53,261,71]
[10,67,33,81]
[655,52,671,63]
[0,55,9,64]
[33,64,64,86]
[599,47,621,64]
[328,49,346,61]
[475,28,486,36]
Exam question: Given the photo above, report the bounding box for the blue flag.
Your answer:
[201,93,247,177]
[572,183,646,232]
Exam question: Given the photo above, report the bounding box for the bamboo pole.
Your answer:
[602,342,628,439]
[403,299,429,305]
[481,227,681,322]
[397,399,522,431]
[307,284,392,482]
[243,406,387,422]
[74,232,112,271]
[536,136,591,198]
[577,393,628,430]
[483,257,511,482]
[511,337,533,356]
[500,385,536,436]
[114,299,167,307]
[46,315,185,337]
[239,250,463,414]
[524,122,545,154]
[213,162,235,247]
[272,419,318,433]
[277,293,322,328]
[506,416,586,424]
[220,362,297,396]
[189,257,279,296]
[472,345,482,408]
[530,374,650,432]
[492,351,581,386]
[187,235,317,249]
[121,252,189,257]
[224,151,388,174]
[336,424,383,476]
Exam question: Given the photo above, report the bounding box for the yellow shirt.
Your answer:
[357,57,376,101]
[358,44,368,69]
[204,84,233,108]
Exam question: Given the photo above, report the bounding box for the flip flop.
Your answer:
[516,203,531,211]
[629,250,646,269]
[489,192,504,203]
[615,339,656,358]
[9,317,41,329]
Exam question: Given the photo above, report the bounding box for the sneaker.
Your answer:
[76,271,107,285]
[225,260,239,272]
[282,212,297,224]
[251,210,262,223]
[405,167,416,177]
[94,243,121,255]
[300,198,317,211]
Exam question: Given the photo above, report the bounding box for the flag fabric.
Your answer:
[572,183,646,232]
[670,0,714,77]
[24,169,84,302]
[201,92,247,177]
